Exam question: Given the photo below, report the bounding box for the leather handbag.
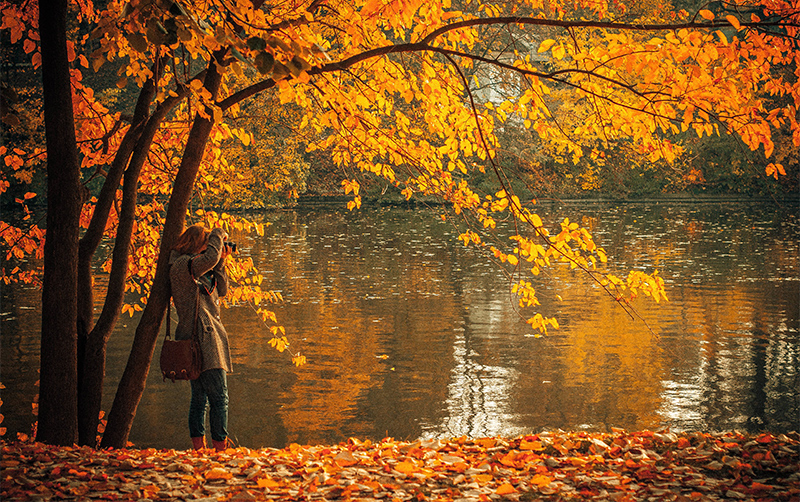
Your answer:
[160,259,202,382]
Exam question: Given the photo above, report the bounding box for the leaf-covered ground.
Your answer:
[2,430,799,501]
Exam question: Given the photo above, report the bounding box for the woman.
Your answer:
[170,225,233,451]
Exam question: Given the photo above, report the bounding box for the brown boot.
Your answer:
[191,436,206,450]
[212,438,228,452]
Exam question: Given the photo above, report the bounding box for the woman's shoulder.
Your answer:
[169,252,193,272]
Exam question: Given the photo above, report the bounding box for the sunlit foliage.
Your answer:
[1,0,798,341]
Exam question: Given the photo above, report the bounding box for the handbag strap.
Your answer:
[165,298,171,340]
[188,256,201,343]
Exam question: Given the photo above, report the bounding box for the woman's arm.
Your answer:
[213,247,229,298]
[190,228,227,278]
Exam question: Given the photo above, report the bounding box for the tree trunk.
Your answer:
[76,70,158,333]
[76,96,148,446]
[36,0,81,445]
[78,95,180,446]
[101,58,223,449]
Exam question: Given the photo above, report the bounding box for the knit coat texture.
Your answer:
[169,228,232,373]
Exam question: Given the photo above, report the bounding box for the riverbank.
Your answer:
[2,430,798,501]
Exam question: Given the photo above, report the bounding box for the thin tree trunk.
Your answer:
[78,93,183,446]
[77,67,159,333]
[101,58,223,449]
[36,0,81,445]
[76,76,156,446]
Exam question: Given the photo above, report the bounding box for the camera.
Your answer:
[224,241,237,252]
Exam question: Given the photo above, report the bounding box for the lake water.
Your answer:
[2,200,798,449]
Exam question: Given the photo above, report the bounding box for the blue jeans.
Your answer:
[189,369,228,442]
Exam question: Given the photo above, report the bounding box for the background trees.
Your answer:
[1,0,798,447]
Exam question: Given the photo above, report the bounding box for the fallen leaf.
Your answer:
[496,482,517,494]
[205,467,233,480]
[256,476,280,488]
[395,460,417,474]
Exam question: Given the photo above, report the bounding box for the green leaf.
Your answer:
[89,26,105,40]
[247,37,267,51]
[272,62,290,81]
[266,36,291,53]
[146,19,168,45]
[126,32,149,53]
[290,55,310,72]
[177,26,192,42]
[255,51,275,75]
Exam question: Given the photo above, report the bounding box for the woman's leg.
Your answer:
[203,369,229,446]
[189,378,209,443]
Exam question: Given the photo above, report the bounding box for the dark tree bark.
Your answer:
[36,0,81,445]
[101,58,223,448]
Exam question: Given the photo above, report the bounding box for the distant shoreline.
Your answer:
[291,192,800,209]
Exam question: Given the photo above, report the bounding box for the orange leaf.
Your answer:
[257,476,280,488]
[699,9,714,20]
[205,467,232,480]
[530,474,552,487]
[395,461,417,474]
[520,440,544,451]
[475,438,496,448]
[499,452,518,467]
[756,434,773,444]
[496,483,517,495]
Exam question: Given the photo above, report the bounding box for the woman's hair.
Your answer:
[173,225,210,255]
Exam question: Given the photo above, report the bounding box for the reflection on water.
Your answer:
[1,201,798,449]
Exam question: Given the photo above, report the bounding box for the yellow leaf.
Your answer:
[726,15,741,30]
[699,9,714,20]
[474,473,493,484]
[538,39,556,53]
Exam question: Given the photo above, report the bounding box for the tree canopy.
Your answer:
[1,0,798,447]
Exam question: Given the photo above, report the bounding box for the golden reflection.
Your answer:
[1,204,796,449]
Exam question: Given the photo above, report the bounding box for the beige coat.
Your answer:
[169,228,232,373]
